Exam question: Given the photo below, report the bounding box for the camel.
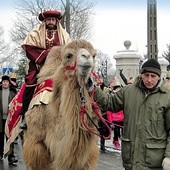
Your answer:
[22,39,102,170]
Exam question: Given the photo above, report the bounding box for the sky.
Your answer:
[91,0,170,57]
[0,0,170,58]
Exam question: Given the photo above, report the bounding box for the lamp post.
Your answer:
[97,59,108,85]
[147,0,158,60]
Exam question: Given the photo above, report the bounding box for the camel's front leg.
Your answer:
[22,106,52,170]
[23,136,51,170]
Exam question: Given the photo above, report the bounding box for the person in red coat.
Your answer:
[20,9,71,129]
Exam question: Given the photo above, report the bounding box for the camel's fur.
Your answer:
[23,39,100,170]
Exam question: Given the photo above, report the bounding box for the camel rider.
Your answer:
[20,9,71,129]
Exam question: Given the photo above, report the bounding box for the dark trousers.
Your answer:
[0,119,15,159]
[100,137,106,150]
[113,121,123,141]
[98,114,111,150]
[20,86,36,116]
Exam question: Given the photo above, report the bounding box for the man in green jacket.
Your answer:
[91,59,170,170]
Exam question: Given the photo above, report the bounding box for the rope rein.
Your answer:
[80,86,112,140]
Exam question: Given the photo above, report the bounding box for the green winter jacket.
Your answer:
[94,76,170,170]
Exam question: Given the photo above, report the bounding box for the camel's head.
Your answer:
[61,39,96,84]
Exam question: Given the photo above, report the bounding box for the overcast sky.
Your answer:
[0,0,170,57]
[92,0,170,57]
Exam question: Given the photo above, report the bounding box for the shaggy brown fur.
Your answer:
[23,39,100,170]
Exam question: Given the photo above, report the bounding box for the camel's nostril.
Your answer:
[82,54,90,58]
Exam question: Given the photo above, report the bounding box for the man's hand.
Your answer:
[162,157,170,170]
[86,77,94,92]
[119,69,123,73]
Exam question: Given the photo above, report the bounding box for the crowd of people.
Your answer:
[1,8,170,170]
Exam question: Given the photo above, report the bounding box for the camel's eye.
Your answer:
[92,54,96,58]
[66,53,73,59]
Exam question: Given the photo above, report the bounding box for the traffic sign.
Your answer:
[3,68,13,75]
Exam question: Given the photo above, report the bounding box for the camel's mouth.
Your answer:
[78,62,93,69]
[76,48,94,78]
[77,64,92,77]
[81,65,92,70]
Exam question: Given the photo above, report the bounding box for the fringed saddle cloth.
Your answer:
[4,79,53,157]
[28,79,53,110]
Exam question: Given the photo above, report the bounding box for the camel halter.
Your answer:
[65,59,77,71]
[65,59,77,79]
[65,57,112,140]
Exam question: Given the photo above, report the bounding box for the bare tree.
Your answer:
[0,25,20,75]
[162,44,170,71]
[94,50,116,85]
[63,0,96,39]
[0,26,11,64]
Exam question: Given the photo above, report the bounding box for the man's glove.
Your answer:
[119,69,123,74]
[86,77,94,92]
[162,157,170,170]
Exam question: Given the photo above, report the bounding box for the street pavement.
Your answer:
[96,138,124,170]
[0,136,124,170]
[0,138,26,170]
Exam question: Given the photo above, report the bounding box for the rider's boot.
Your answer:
[19,86,36,130]
[20,116,27,130]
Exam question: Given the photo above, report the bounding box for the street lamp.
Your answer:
[97,59,108,85]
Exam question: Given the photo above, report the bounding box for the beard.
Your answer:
[46,24,57,30]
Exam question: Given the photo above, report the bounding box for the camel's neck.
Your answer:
[59,81,97,135]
